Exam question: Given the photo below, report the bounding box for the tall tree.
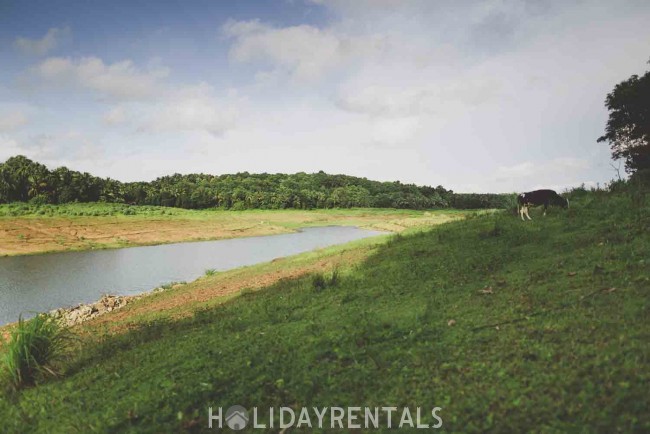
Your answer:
[598,62,650,173]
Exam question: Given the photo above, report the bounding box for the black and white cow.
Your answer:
[517,189,569,221]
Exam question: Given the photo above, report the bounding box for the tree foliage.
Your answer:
[598,64,650,173]
[0,156,513,210]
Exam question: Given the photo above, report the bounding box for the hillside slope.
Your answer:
[1,186,648,433]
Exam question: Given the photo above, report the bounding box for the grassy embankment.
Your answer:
[0,203,464,256]
[0,185,648,433]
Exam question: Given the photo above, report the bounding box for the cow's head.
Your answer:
[550,194,569,209]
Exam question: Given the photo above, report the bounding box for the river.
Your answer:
[0,226,385,325]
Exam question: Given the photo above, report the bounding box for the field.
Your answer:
[0,185,648,433]
[0,203,465,256]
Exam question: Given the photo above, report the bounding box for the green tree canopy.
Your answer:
[598,62,650,173]
[0,155,514,209]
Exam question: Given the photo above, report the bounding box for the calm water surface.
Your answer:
[0,226,385,325]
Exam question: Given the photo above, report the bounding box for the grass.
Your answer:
[0,202,461,219]
[312,268,341,292]
[82,236,389,330]
[0,184,648,432]
[1,314,71,391]
[0,202,194,218]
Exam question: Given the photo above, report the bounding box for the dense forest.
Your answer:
[0,156,512,210]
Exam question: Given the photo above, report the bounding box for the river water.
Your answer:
[0,226,385,325]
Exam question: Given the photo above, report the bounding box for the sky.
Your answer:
[0,0,649,193]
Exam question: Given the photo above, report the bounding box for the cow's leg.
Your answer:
[519,205,525,221]
[543,204,547,217]
[525,206,532,220]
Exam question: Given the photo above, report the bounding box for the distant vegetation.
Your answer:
[0,202,189,218]
[0,156,512,210]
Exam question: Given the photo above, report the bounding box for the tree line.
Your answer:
[0,156,513,210]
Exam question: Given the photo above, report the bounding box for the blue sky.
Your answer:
[1,0,649,192]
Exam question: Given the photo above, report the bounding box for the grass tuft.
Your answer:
[311,273,327,292]
[1,314,71,390]
[312,268,341,292]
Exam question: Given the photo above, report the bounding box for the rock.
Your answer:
[66,310,81,326]
[102,295,118,309]
[43,293,139,327]
[49,308,64,318]
[78,305,93,317]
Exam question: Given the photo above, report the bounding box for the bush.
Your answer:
[312,269,341,292]
[28,195,48,205]
[312,274,327,292]
[1,314,72,390]
[329,268,340,287]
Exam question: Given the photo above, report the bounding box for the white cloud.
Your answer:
[20,131,105,161]
[103,106,127,126]
[496,161,535,179]
[34,57,169,101]
[496,158,590,181]
[370,116,421,145]
[0,136,23,161]
[336,85,436,118]
[30,55,240,136]
[0,111,28,131]
[0,131,104,164]
[336,75,501,118]
[493,157,592,192]
[137,84,240,136]
[222,19,389,81]
[14,27,71,56]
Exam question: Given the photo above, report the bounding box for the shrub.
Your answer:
[1,314,72,390]
[329,268,340,287]
[312,269,341,292]
[312,273,327,292]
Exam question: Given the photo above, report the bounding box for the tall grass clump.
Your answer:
[1,314,71,390]
[311,268,341,292]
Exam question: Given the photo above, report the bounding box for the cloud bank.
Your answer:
[3,1,650,192]
[14,27,71,56]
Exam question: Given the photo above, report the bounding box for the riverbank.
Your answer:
[0,230,391,342]
[0,203,466,256]
[84,235,389,334]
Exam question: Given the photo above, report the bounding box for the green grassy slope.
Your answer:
[1,187,648,433]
